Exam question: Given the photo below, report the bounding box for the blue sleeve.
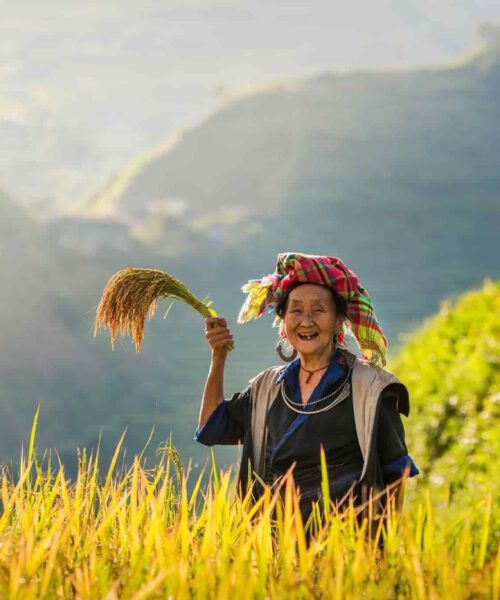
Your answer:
[193,401,230,445]
[382,455,419,483]
[193,386,251,447]
[378,386,419,484]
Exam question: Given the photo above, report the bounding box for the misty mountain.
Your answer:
[78,37,499,338]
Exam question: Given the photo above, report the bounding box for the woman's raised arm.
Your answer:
[197,317,234,429]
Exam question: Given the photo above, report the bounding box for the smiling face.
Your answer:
[282,284,341,364]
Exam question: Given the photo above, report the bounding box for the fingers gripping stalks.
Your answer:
[204,317,235,357]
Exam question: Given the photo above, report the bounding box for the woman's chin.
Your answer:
[295,343,331,359]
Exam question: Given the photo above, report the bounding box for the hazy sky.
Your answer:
[3,0,500,74]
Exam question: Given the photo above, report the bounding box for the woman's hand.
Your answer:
[204,317,234,361]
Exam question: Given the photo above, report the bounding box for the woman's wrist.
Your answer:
[210,352,227,369]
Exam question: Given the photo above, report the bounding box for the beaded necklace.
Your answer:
[300,364,330,384]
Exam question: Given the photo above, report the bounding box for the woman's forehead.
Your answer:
[288,284,332,303]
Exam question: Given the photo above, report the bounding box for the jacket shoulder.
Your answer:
[249,365,285,387]
[352,358,410,417]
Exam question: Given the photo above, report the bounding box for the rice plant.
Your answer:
[94,267,224,352]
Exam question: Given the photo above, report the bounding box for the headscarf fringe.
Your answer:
[237,279,274,323]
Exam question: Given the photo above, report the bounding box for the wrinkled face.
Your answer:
[282,284,340,361]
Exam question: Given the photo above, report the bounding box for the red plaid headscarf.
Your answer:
[238,253,388,366]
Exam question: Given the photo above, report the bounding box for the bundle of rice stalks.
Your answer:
[94,267,227,352]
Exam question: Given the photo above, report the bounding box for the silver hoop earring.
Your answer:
[275,338,297,362]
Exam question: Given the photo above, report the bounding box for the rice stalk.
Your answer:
[94,267,227,352]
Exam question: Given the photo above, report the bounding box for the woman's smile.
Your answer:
[297,332,319,341]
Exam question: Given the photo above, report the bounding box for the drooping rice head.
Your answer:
[94,268,217,352]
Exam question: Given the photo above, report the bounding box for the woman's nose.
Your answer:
[300,313,314,324]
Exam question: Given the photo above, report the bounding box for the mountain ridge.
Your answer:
[77,33,500,228]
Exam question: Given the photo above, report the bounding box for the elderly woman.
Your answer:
[194,253,418,526]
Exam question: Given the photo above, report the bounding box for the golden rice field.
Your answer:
[0,415,498,600]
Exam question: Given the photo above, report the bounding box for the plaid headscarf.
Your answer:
[238,253,388,366]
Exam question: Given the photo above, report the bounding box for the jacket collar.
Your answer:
[276,347,348,389]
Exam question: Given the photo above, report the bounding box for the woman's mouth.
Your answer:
[298,332,319,341]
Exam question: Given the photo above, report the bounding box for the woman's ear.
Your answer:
[278,319,287,339]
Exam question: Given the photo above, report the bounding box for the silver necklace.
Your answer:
[283,360,354,406]
[280,361,354,414]
[281,381,351,414]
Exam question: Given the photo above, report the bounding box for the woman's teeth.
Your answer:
[298,333,318,340]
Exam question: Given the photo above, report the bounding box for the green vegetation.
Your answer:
[390,279,499,508]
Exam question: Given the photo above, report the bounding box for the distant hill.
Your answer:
[0,188,99,373]
[0,189,139,461]
[390,279,499,503]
